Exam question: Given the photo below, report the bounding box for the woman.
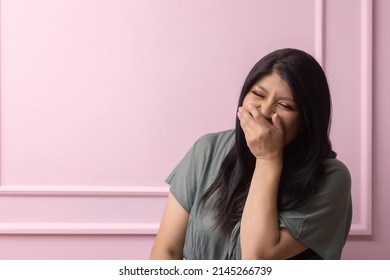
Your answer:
[150,48,352,260]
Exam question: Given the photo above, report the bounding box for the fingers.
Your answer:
[247,103,263,122]
[237,105,278,130]
[272,113,283,132]
[237,107,252,128]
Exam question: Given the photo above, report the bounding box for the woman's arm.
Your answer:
[240,159,307,259]
[149,193,189,259]
[238,105,307,259]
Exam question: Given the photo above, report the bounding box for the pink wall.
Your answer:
[0,0,387,259]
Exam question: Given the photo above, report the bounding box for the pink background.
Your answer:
[0,0,388,259]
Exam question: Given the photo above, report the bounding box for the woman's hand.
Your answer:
[237,103,284,161]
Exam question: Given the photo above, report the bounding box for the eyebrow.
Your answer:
[255,83,296,102]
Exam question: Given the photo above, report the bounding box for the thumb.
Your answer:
[272,113,283,131]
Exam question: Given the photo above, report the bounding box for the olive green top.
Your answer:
[166,129,352,260]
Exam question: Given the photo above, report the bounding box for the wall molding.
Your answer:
[319,0,373,236]
[0,182,367,236]
[0,186,167,235]
[0,185,169,197]
[0,222,159,235]
[315,0,325,67]
[355,0,373,235]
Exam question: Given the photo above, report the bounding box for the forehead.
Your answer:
[253,73,294,98]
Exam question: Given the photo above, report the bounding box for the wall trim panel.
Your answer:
[0,182,366,235]
[323,0,373,236]
[341,0,373,235]
[315,0,325,66]
[312,0,373,236]
[0,186,168,235]
[355,0,373,235]
[0,222,159,235]
[0,185,169,197]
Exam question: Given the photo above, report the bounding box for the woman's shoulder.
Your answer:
[322,158,350,178]
[195,129,235,143]
[320,158,351,198]
[193,129,235,151]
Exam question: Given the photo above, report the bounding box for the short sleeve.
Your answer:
[165,130,235,215]
[278,159,352,259]
[165,143,198,213]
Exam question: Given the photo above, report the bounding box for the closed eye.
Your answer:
[278,102,294,110]
[252,91,265,98]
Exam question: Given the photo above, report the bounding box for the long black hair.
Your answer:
[201,48,336,233]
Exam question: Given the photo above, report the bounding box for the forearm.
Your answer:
[149,244,183,260]
[149,193,187,260]
[240,158,282,259]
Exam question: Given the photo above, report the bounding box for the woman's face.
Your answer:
[242,72,301,146]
